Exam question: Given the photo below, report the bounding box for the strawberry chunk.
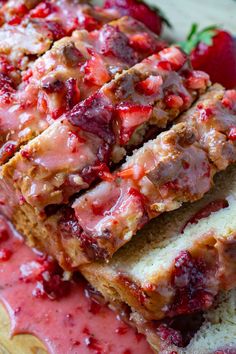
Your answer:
[185,71,210,90]
[0,55,15,76]
[165,94,184,109]
[157,324,183,347]
[80,14,101,32]
[65,78,81,110]
[79,144,111,185]
[159,47,187,71]
[97,163,114,182]
[59,208,82,240]
[168,250,214,316]
[182,199,229,232]
[83,52,111,86]
[0,248,12,261]
[67,92,115,144]
[197,107,213,122]
[157,60,172,71]
[20,256,70,300]
[0,73,15,104]
[8,16,22,25]
[30,1,54,18]
[129,32,166,55]
[21,149,32,160]
[0,142,17,163]
[44,21,66,40]
[136,75,163,96]
[0,73,14,92]
[16,4,28,15]
[41,78,64,93]
[0,220,9,242]
[222,90,236,111]
[228,127,236,141]
[99,24,137,65]
[115,102,152,145]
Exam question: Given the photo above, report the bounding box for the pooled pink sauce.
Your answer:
[0,215,152,354]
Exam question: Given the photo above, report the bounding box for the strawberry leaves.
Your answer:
[178,23,218,54]
[179,25,236,88]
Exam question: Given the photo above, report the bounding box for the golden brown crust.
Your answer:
[12,204,68,269]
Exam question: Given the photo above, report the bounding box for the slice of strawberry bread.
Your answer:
[0,16,166,164]
[53,85,236,265]
[80,163,236,320]
[0,0,117,73]
[4,84,236,268]
[1,122,212,268]
[19,16,165,118]
[0,47,209,219]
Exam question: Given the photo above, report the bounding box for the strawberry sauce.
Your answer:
[0,215,152,354]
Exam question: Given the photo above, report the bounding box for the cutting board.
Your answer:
[1,0,236,353]
[0,306,47,353]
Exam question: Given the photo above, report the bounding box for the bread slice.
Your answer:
[3,84,236,269]
[1,42,209,269]
[22,16,165,117]
[80,163,236,321]
[0,0,117,70]
[1,46,208,211]
[3,122,214,267]
[0,16,165,164]
[67,85,236,263]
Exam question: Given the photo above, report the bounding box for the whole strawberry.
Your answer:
[179,24,236,89]
[103,0,170,35]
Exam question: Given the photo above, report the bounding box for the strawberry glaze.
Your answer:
[0,215,152,354]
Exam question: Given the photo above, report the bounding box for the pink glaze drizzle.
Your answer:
[0,215,152,354]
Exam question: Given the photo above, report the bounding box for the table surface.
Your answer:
[151,0,236,41]
[0,1,235,353]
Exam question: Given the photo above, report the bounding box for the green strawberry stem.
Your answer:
[178,23,218,54]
